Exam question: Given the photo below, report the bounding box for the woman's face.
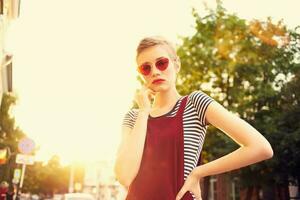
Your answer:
[136,45,179,92]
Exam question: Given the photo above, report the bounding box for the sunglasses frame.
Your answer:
[137,57,170,76]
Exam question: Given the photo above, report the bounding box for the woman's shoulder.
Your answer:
[187,90,214,102]
[186,90,215,126]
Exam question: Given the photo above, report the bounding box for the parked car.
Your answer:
[62,193,95,200]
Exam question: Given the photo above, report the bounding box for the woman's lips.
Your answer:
[152,79,165,84]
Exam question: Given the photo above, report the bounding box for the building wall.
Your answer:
[0,0,18,105]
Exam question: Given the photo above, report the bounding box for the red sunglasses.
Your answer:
[137,57,169,76]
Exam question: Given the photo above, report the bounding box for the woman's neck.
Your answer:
[152,87,181,109]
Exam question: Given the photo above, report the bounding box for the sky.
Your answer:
[6,0,300,164]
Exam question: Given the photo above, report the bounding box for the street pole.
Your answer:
[69,163,74,193]
[15,163,26,200]
[19,163,26,189]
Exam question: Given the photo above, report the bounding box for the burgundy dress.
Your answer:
[125,96,194,200]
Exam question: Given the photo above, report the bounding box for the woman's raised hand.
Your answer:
[134,85,156,112]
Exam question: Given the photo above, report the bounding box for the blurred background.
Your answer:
[0,0,299,199]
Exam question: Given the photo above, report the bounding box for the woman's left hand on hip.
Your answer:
[175,170,202,200]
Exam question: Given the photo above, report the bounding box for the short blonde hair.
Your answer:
[136,36,180,66]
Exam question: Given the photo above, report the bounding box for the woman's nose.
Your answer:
[151,65,161,76]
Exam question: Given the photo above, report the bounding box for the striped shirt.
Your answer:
[122,90,214,180]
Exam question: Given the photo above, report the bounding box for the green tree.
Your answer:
[0,93,26,182]
[1,94,82,195]
[23,155,69,195]
[176,3,300,199]
[270,65,300,196]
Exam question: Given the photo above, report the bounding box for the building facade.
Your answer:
[1,0,19,105]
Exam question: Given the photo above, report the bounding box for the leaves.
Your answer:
[177,2,300,189]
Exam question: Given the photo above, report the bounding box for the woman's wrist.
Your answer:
[192,165,205,180]
[138,108,151,115]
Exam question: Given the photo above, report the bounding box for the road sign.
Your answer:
[14,168,21,179]
[16,154,35,165]
[12,169,21,184]
[18,137,35,154]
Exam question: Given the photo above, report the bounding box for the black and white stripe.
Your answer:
[122,91,214,181]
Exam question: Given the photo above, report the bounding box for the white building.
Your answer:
[0,0,19,105]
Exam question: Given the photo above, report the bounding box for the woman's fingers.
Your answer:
[176,171,202,200]
[176,189,202,200]
[134,85,156,111]
[146,89,155,100]
[175,187,187,200]
[193,192,202,200]
[141,84,156,101]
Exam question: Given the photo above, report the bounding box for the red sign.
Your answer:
[0,148,8,164]
[18,138,35,154]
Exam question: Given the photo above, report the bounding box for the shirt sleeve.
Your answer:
[122,109,138,129]
[188,91,215,126]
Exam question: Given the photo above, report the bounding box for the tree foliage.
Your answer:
[176,2,300,193]
[0,93,26,181]
[23,155,69,195]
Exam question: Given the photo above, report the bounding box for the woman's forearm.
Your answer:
[114,110,150,187]
[193,144,273,179]
[196,101,274,179]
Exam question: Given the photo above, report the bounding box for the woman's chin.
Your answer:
[150,84,169,93]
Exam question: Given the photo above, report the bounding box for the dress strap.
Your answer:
[176,96,188,117]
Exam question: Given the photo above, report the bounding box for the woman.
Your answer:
[114,36,273,200]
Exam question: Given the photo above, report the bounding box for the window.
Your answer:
[230,177,240,200]
[209,177,217,200]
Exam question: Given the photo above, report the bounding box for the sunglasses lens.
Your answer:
[139,64,151,75]
[156,58,169,71]
[138,58,169,75]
